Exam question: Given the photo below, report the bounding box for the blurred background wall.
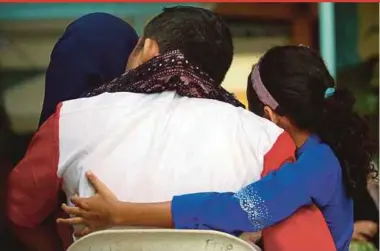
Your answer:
[0,3,378,135]
[0,3,378,250]
[0,2,377,152]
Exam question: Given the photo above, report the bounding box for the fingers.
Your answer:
[367,222,378,234]
[57,217,85,225]
[86,171,108,195]
[362,225,377,237]
[73,227,93,238]
[61,204,81,215]
[71,195,90,210]
[61,203,85,215]
[86,171,118,200]
[355,221,378,237]
[74,227,93,238]
[74,227,86,238]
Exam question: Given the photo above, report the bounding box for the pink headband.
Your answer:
[250,64,279,110]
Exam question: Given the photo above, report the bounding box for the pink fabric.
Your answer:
[250,64,279,110]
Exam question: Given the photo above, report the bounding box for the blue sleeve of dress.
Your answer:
[172,154,322,233]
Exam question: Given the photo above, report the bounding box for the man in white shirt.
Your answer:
[7,6,294,250]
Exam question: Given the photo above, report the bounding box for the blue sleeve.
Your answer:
[171,151,331,233]
[172,192,253,234]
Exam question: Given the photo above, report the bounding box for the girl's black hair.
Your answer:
[247,45,377,197]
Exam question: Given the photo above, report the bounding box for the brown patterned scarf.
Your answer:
[86,50,245,108]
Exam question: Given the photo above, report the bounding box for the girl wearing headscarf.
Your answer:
[39,12,138,126]
[59,46,376,251]
[8,13,138,251]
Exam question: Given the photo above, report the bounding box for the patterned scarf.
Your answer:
[86,50,245,108]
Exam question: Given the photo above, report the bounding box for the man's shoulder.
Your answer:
[57,92,282,140]
[238,108,284,138]
[185,98,274,125]
[59,92,148,116]
[180,97,284,138]
[192,99,287,155]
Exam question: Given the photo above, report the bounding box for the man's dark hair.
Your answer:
[143,6,233,84]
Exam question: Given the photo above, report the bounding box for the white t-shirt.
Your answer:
[57,92,283,203]
[7,91,287,242]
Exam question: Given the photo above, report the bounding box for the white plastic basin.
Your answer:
[68,229,261,251]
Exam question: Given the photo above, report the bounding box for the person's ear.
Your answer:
[141,38,159,63]
[263,106,280,124]
[126,38,144,70]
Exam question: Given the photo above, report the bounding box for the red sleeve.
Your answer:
[261,132,336,251]
[261,131,296,178]
[7,104,62,228]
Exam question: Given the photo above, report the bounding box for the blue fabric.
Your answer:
[325,87,336,98]
[39,12,138,126]
[172,135,353,251]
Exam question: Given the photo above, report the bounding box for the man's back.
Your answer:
[58,91,283,203]
[7,90,335,251]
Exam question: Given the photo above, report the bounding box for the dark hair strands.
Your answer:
[319,88,378,196]
[257,45,378,197]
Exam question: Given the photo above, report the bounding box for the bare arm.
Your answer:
[58,171,173,236]
[113,201,174,228]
